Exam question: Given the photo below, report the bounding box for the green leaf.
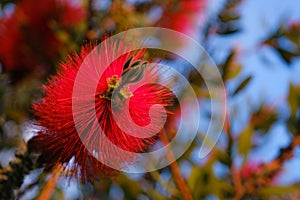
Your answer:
[219,13,240,23]
[217,24,240,35]
[187,158,233,199]
[237,125,253,157]
[221,50,235,80]
[288,84,299,118]
[123,57,133,71]
[232,76,252,96]
[115,174,142,198]
[122,63,145,84]
[225,64,242,80]
[216,150,231,167]
[257,185,299,197]
[251,106,278,133]
[277,48,300,64]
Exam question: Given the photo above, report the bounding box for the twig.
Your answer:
[224,101,244,200]
[224,101,233,168]
[85,0,96,40]
[37,165,61,200]
[232,166,244,200]
[161,130,193,200]
[262,134,300,178]
[233,133,300,199]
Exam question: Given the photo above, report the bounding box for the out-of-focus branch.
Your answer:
[262,135,300,178]
[87,0,95,30]
[224,97,244,200]
[161,130,193,200]
[232,167,244,200]
[235,135,300,198]
[86,0,96,40]
[0,150,38,200]
[37,165,61,200]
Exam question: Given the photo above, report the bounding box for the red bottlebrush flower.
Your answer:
[240,163,260,180]
[157,0,207,36]
[28,41,174,182]
[0,0,85,74]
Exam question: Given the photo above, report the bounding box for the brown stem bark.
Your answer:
[37,165,61,200]
[161,130,193,200]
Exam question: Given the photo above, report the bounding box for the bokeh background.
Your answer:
[1,0,300,199]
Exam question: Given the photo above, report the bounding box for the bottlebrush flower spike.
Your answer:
[0,0,85,74]
[157,0,207,36]
[28,41,174,182]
